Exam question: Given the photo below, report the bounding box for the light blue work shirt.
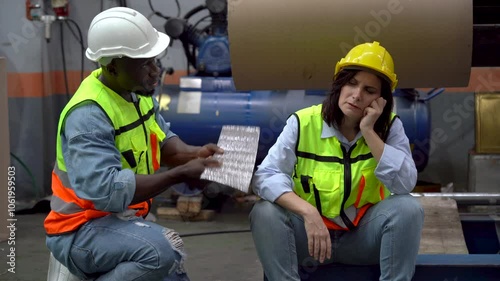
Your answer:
[252,114,418,223]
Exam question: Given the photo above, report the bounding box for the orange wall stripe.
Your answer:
[7,70,92,98]
[7,67,500,98]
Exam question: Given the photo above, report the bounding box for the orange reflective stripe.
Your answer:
[352,204,372,226]
[354,175,365,208]
[46,168,152,235]
[45,211,90,234]
[322,216,348,230]
[51,171,95,209]
[150,133,160,171]
[45,209,110,234]
[379,184,385,200]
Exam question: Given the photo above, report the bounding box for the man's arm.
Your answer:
[153,99,222,167]
[160,136,201,167]
[63,104,219,210]
[132,157,218,204]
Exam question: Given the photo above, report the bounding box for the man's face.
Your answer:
[114,57,160,96]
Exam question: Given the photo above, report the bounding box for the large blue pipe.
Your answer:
[158,77,437,172]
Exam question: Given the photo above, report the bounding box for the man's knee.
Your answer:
[137,228,186,277]
[156,229,187,276]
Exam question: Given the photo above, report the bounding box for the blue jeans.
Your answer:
[46,215,189,281]
[250,194,424,281]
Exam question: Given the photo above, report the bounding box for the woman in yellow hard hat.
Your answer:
[250,41,423,281]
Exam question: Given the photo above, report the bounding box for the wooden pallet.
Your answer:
[418,197,469,254]
[156,195,215,221]
[156,207,216,222]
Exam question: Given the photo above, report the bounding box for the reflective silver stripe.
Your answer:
[50,194,84,214]
[53,163,72,187]
[327,205,357,229]
[52,163,84,214]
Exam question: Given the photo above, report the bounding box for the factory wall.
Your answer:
[0,0,205,205]
[0,0,498,206]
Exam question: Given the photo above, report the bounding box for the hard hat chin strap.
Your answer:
[99,56,122,66]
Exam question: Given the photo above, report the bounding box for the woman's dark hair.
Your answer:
[321,69,394,140]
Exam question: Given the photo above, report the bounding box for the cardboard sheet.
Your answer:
[228,0,472,90]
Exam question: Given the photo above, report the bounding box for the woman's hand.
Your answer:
[360,97,386,132]
[303,209,332,263]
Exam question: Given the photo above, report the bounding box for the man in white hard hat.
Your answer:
[44,7,222,281]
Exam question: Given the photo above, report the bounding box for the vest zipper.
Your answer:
[340,143,356,230]
[132,97,151,175]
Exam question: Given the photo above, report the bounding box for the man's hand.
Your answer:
[180,156,222,190]
[180,157,221,179]
[197,143,224,158]
[303,209,332,263]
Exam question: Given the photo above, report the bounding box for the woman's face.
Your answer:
[337,71,382,123]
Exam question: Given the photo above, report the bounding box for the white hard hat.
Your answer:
[85,7,170,63]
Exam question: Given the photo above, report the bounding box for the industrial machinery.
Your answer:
[160,0,446,172]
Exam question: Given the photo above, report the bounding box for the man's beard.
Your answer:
[135,89,155,97]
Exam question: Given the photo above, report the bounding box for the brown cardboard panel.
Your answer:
[228,0,472,91]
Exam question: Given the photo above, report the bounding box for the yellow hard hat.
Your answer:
[335,41,398,91]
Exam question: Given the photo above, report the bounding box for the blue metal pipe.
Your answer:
[158,78,436,172]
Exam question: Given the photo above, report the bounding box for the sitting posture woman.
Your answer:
[250,41,424,281]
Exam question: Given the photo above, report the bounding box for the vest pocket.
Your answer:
[311,169,342,218]
[130,134,147,173]
[121,149,137,168]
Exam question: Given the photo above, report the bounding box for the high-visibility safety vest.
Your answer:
[44,69,166,235]
[292,104,396,230]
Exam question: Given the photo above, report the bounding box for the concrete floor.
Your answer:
[0,200,264,281]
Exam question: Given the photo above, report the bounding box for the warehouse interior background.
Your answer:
[0,0,499,280]
[1,0,499,206]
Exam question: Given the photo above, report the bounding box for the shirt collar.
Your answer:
[321,121,363,146]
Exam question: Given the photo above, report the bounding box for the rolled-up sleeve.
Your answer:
[252,116,299,202]
[62,104,135,213]
[374,118,418,194]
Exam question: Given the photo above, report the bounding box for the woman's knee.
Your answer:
[249,200,287,227]
[388,195,424,223]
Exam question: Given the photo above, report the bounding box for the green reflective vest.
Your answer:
[56,69,166,175]
[45,69,167,235]
[292,104,395,229]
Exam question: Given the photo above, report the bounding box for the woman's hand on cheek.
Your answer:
[360,97,386,132]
